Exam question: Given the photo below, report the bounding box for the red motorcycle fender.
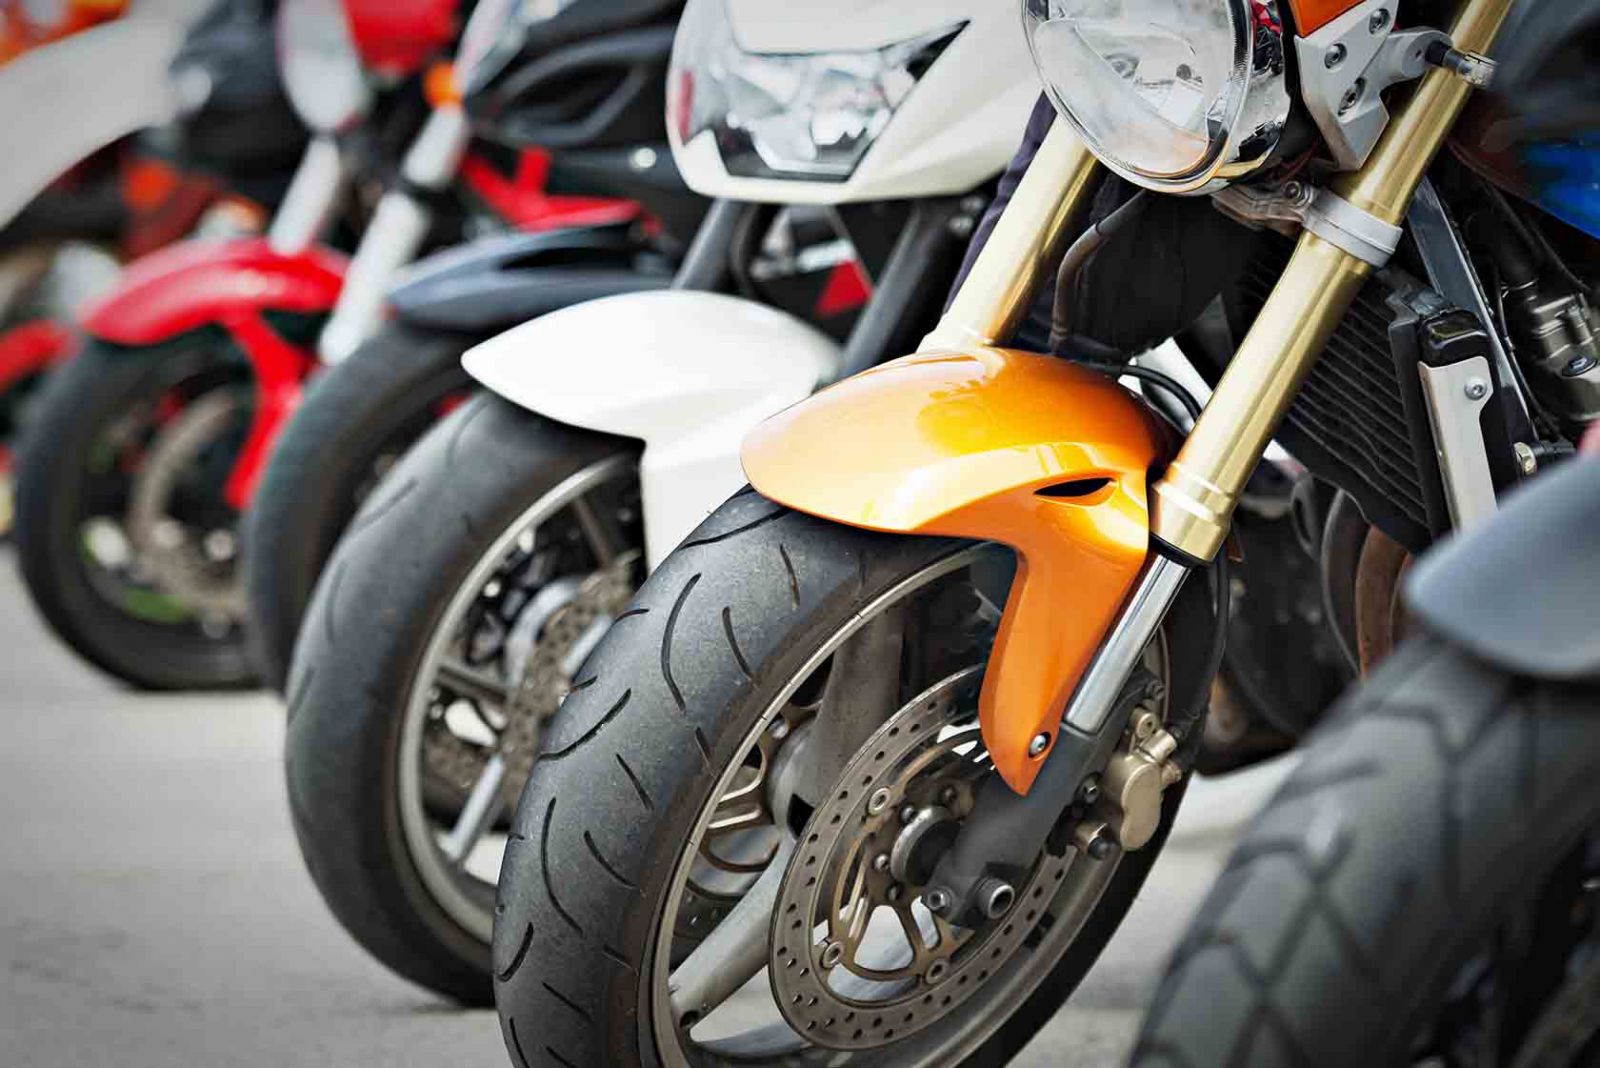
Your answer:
[81,237,347,511]
[80,237,346,345]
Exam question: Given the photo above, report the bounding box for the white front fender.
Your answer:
[462,290,842,565]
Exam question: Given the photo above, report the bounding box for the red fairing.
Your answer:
[0,320,76,393]
[343,0,459,78]
[81,238,347,346]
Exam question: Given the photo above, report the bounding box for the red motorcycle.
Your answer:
[12,0,642,689]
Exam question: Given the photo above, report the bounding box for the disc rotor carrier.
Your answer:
[769,666,1072,1050]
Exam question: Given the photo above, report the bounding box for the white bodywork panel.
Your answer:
[462,291,843,565]
[671,0,1036,204]
[0,19,181,228]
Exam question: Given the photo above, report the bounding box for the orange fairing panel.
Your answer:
[742,348,1165,794]
[1286,0,1364,35]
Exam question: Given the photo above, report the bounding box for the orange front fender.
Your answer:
[742,347,1165,794]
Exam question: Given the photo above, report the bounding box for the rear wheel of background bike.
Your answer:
[284,395,641,1006]
[244,323,476,693]
[14,334,258,689]
[492,492,1216,1067]
[1131,637,1600,1068]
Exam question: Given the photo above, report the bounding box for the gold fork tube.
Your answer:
[921,121,1101,351]
[1150,0,1516,562]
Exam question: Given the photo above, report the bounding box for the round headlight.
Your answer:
[1023,0,1289,193]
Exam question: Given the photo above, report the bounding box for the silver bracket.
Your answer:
[1417,357,1500,530]
[1212,181,1402,268]
[1295,0,1450,171]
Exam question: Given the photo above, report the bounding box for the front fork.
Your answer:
[318,106,470,363]
[924,0,1514,926]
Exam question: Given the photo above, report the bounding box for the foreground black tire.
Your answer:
[14,335,256,689]
[244,323,476,693]
[1131,637,1600,1068]
[493,491,1194,1068]
[285,395,636,1006]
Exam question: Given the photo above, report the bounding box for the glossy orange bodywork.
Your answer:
[1285,0,1364,35]
[743,348,1165,794]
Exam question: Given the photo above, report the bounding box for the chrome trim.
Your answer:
[1061,554,1189,734]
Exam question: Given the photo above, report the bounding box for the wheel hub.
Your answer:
[768,666,1072,1050]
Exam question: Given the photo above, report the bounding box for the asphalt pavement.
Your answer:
[0,548,1296,1068]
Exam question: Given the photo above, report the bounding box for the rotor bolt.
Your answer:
[900,804,918,824]
[866,788,893,816]
[1324,43,1347,68]
[1368,8,1390,33]
[820,941,845,969]
[1464,378,1489,401]
[925,960,950,985]
[886,883,905,904]
[939,785,959,807]
[1028,733,1051,758]
[872,853,891,873]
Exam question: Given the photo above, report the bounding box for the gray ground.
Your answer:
[0,549,1293,1068]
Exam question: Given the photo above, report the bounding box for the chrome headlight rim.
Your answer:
[1023,0,1291,195]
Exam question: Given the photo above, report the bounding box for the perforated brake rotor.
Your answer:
[422,552,639,812]
[769,666,1074,1050]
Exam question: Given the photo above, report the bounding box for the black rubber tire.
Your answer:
[492,490,1186,1068]
[13,335,257,690]
[244,323,477,693]
[284,395,636,1007]
[1131,637,1600,1068]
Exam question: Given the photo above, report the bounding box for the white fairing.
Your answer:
[671,0,1037,203]
[0,19,181,228]
[462,291,842,565]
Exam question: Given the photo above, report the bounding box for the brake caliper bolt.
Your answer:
[820,941,845,968]
[1078,776,1102,805]
[1514,441,1538,477]
[1028,732,1051,758]
[925,887,952,914]
[939,785,959,807]
[866,787,892,816]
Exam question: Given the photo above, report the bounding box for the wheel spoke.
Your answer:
[439,753,507,864]
[569,492,622,565]
[436,656,509,707]
[669,836,794,1025]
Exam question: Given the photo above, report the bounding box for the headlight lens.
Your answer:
[1023,0,1286,193]
[668,0,962,183]
[277,0,371,134]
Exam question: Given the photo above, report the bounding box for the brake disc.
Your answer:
[421,553,638,813]
[769,666,1072,1050]
[125,389,248,622]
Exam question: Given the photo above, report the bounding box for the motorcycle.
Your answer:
[241,0,705,693]
[1133,8,1600,1063]
[10,0,648,690]
[486,0,1599,1063]
[282,0,1033,1006]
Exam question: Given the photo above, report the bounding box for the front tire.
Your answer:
[14,335,257,689]
[493,492,1201,1067]
[1131,638,1600,1068]
[285,395,639,1006]
[244,323,476,693]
